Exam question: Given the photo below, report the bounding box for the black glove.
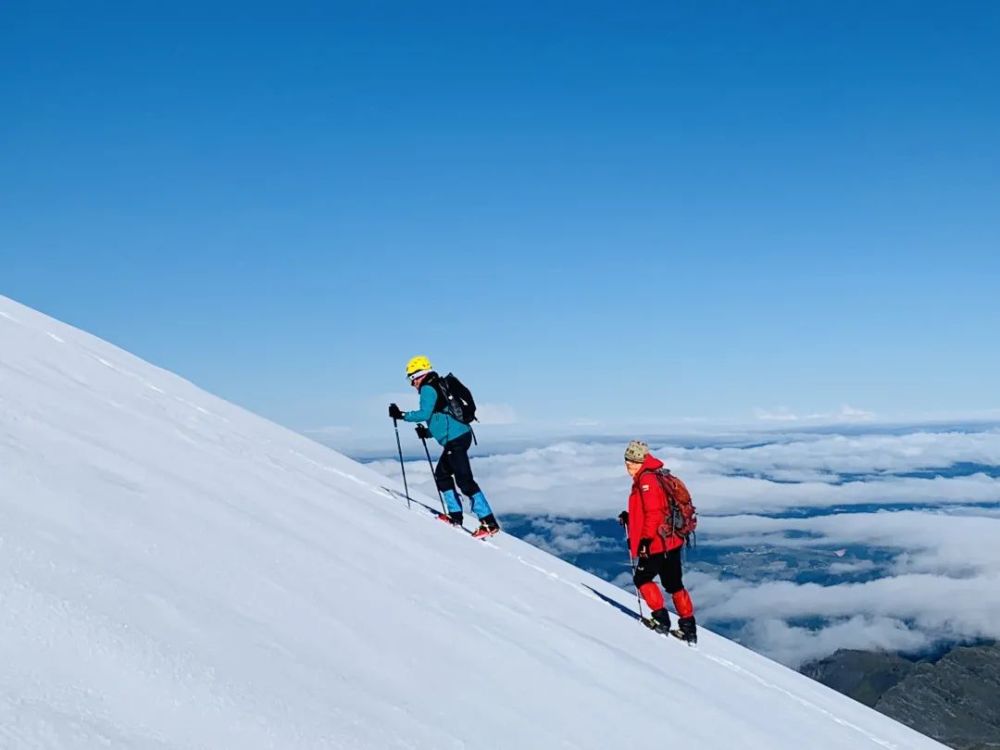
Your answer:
[617,511,629,528]
[637,538,653,559]
[388,403,404,420]
[415,424,431,440]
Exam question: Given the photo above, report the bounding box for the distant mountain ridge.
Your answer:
[802,643,1000,750]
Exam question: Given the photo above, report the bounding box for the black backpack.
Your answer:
[430,372,477,424]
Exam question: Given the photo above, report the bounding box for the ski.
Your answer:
[434,511,494,539]
[434,512,468,532]
[434,511,501,540]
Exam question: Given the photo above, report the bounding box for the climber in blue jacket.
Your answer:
[389,355,500,538]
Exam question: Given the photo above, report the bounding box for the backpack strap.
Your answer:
[423,373,446,414]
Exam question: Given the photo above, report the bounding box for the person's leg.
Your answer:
[661,548,685,595]
[447,433,497,527]
[633,555,665,614]
[662,548,696,641]
[434,448,462,519]
[660,548,694,617]
[447,433,480,497]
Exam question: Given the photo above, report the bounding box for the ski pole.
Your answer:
[420,434,447,515]
[623,526,644,620]
[392,418,411,509]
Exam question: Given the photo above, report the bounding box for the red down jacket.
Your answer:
[627,453,685,557]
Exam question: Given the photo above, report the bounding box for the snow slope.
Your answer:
[0,295,946,750]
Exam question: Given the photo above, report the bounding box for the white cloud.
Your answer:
[460,431,1000,518]
[753,405,875,424]
[835,405,876,421]
[370,430,1000,519]
[475,403,517,425]
[522,518,613,556]
[738,617,934,668]
[828,560,878,575]
[754,407,801,422]
[705,510,1000,577]
[690,472,1000,516]
[683,507,1000,665]
[698,571,1000,644]
[673,428,1000,477]
[302,425,352,437]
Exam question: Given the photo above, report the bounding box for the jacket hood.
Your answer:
[640,453,664,471]
[632,453,663,484]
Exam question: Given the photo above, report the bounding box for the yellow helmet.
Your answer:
[406,355,433,378]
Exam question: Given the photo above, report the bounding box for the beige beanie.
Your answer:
[624,440,649,463]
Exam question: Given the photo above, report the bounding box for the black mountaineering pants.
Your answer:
[633,547,685,594]
[434,432,481,497]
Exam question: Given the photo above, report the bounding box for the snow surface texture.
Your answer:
[0,296,947,749]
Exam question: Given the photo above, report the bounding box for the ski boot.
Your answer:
[472,514,501,539]
[677,616,698,645]
[437,511,463,526]
[648,608,672,634]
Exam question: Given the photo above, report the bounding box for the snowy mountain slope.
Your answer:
[0,295,947,750]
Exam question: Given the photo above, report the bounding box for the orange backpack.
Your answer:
[652,469,698,546]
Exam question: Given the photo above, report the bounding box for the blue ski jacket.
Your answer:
[403,380,471,446]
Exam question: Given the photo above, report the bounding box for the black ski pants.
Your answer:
[633,547,685,594]
[434,432,481,497]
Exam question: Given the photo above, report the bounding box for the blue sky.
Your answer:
[2,2,998,442]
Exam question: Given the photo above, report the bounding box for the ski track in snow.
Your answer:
[0,295,947,750]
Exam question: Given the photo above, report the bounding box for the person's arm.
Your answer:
[403,385,436,422]
[627,489,642,557]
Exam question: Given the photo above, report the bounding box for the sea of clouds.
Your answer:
[369,425,1000,667]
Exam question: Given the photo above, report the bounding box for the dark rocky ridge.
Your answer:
[802,643,1000,750]
[801,649,913,707]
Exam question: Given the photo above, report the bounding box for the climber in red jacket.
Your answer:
[618,440,697,643]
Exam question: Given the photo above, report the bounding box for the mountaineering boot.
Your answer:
[678,616,698,644]
[650,608,672,633]
[472,514,501,539]
[437,511,464,526]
